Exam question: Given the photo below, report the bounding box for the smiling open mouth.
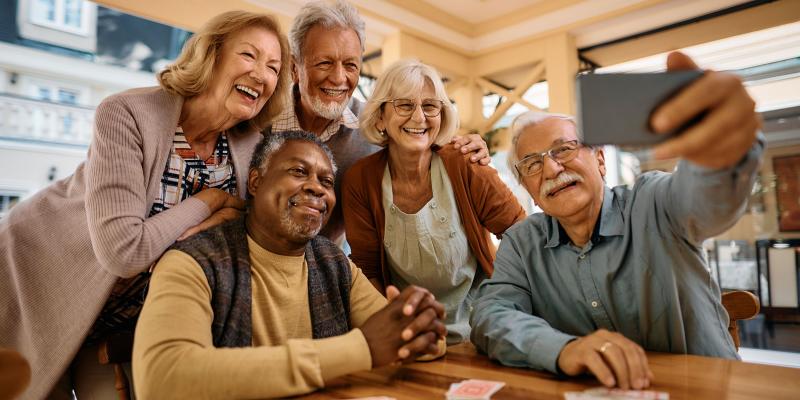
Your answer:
[548,181,578,197]
[321,88,347,97]
[235,84,260,100]
[402,127,427,136]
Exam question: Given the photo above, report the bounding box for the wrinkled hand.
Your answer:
[451,133,491,165]
[361,285,446,367]
[650,51,760,169]
[179,207,242,240]
[193,188,246,213]
[557,329,653,390]
[385,285,447,358]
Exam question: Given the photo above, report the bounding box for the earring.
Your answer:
[380,129,387,137]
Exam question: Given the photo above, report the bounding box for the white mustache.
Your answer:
[540,171,584,198]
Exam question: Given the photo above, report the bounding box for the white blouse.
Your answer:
[382,154,483,344]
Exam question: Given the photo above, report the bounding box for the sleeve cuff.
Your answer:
[529,330,577,374]
[313,328,372,383]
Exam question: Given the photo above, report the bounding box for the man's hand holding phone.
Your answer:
[578,51,759,170]
[650,52,760,170]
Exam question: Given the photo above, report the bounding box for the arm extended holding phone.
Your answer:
[576,52,760,170]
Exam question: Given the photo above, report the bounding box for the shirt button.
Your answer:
[439,216,447,223]
[430,202,438,209]
[449,231,456,238]
[384,240,391,248]
[390,206,396,214]
[591,301,598,308]
[579,254,586,260]
[387,224,393,231]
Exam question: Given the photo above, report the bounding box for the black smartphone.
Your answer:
[576,71,703,146]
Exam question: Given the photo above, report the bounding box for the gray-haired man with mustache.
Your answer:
[471,52,763,393]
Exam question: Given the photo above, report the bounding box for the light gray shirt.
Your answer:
[383,155,481,344]
[471,139,763,374]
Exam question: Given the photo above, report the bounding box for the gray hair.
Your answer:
[249,131,338,180]
[289,0,366,61]
[508,111,577,184]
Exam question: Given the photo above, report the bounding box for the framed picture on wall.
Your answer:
[774,155,800,231]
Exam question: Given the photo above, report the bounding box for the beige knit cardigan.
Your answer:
[0,87,262,399]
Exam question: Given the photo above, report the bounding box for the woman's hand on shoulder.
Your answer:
[178,207,242,241]
[193,188,246,213]
[177,189,246,240]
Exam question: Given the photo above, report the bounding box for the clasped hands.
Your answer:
[360,285,447,368]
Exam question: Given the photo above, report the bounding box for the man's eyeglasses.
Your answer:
[514,140,581,177]
[388,99,444,118]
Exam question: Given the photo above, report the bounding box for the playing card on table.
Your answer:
[563,387,669,399]
[446,379,505,399]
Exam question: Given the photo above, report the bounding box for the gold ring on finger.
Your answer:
[599,341,613,354]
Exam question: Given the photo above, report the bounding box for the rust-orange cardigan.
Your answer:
[342,146,527,288]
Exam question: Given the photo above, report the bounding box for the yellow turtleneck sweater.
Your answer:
[132,235,387,399]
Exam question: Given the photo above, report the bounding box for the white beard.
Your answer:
[309,94,348,121]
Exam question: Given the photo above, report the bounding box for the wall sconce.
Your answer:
[9,72,18,85]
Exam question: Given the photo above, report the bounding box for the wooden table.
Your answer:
[299,343,800,399]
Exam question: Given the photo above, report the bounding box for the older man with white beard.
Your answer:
[268,0,490,242]
[470,52,763,391]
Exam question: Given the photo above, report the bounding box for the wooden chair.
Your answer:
[721,290,760,349]
[0,348,31,400]
[97,332,134,400]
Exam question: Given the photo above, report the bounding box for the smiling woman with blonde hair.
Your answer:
[0,10,291,398]
[342,59,526,345]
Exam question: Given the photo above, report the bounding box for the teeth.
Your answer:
[403,128,426,135]
[235,84,259,99]
[321,88,346,96]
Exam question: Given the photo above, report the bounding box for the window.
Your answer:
[18,0,98,51]
[0,193,22,218]
[36,86,52,101]
[29,0,92,36]
[26,78,86,106]
[57,89,78,105]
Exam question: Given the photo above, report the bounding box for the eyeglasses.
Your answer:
[514,140,581,177]
[388,99,444,118]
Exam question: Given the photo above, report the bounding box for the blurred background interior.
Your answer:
[0,0,798,367]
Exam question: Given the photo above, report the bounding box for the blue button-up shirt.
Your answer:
[471,139,763,373]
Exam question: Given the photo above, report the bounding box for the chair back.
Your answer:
[721,290,760,349]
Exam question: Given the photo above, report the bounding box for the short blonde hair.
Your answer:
[158,11,291,135]
[360,59,458,147]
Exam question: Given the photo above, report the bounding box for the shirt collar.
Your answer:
[272,85,359,142]
[544,186,624,248]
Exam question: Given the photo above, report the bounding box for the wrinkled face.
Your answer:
[516,118,606,219]
[248,141,336,244]
[206,26,282,123]
[377,80,442,154]
[294,26,362,121]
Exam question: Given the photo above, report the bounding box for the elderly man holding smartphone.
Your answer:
[470,52,761,390]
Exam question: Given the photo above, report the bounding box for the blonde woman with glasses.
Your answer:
[342,59,525,345]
